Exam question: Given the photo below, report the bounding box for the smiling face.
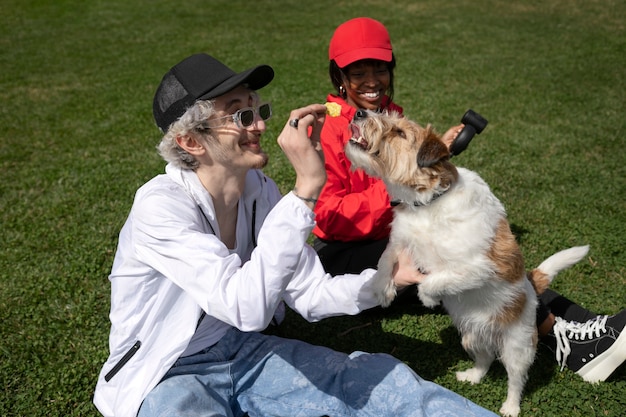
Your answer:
[346,110,458,205]
[204,85,269,170]
[342,59,391,110]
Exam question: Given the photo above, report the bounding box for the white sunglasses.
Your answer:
[209,103,272,129]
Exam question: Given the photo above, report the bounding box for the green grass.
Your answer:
[1,0,624,415]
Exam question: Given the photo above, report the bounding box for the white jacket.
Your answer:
[93,164,381,417]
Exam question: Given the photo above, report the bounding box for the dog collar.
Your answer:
[390,189,447,207]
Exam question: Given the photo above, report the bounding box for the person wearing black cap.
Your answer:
[93,53,499,417]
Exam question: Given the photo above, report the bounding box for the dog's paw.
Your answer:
[377,293,394,308]
[456,368,485,385]
[499,401,520,417]
[377,281,397,307]
[417,292,439,308]
[372,271,396,307]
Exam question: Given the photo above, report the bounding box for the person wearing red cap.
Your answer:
[93,53,499,417]
[313,17,462,276]
[312,17,626,387]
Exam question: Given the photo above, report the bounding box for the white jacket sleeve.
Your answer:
[131,186,329,331]
[254,194,382,322]
[282,240,381,322]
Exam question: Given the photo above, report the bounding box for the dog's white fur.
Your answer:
[345,110,589,417]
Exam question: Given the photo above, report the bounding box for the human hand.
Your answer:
[277,104,327,206]
[391,250,427,288]
[441,123,465,150]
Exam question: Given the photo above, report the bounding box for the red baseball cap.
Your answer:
[329,17,393,68]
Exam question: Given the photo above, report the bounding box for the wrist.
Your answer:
[293,188,319,208]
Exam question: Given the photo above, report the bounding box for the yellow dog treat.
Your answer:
[325,102,341,117]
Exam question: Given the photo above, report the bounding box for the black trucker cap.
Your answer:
[152,53,274,132]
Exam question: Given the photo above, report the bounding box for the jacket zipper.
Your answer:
[104,340,141,382]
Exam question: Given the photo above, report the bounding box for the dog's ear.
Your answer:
[416,131,450,168]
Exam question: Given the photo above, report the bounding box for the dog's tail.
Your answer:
[527,245,589,294]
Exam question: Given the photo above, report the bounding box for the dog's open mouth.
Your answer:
[348,123,368,150]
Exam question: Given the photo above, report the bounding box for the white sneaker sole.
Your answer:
[577,325,626,383]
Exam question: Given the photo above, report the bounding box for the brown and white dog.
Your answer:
[345,109,589,417]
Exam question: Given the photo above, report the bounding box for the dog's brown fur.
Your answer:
[345,110,589,417]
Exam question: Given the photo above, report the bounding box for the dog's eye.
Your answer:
[394,128,406,139]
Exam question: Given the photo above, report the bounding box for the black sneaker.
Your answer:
[551,309,626,382]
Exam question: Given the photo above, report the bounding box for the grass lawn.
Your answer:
[1,0,624,416]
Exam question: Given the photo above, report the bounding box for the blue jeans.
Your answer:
[137,328,497,417]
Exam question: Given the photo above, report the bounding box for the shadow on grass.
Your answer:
[267,299,461,382]
[266,293,610,408]
[510,223,530,243]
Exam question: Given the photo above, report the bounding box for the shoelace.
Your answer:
[552,315,608,370]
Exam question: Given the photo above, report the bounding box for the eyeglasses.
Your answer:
[209,103,272,129]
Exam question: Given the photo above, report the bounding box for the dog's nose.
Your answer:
[353,109,368,121]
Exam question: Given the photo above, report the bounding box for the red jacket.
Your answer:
[313,94,404,242]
